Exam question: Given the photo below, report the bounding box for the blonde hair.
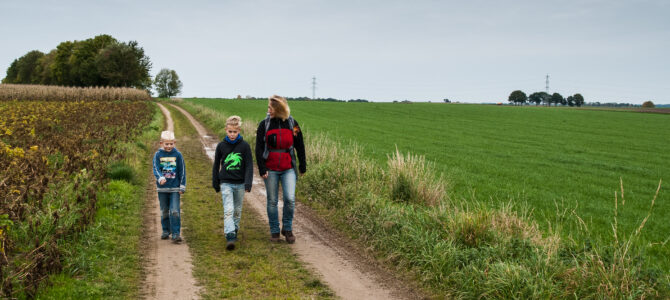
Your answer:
[226,115,242,128]
[269,95,290,121]
[161,130,175,141]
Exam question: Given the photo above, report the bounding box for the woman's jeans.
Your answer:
[264,169,296,234]
[220,182,245,239]
[158,192,181,236]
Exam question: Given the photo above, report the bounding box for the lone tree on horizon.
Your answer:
[508,90,527,105]
[154,68,182,98]
[642,100,655,108]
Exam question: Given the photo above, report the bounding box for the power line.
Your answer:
[312,76,316,99]
[545,74,550,93]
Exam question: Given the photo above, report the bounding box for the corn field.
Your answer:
[0,89,153,297]
[0,84,151,102]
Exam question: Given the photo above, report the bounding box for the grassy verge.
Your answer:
[35,105,163,299]
[163,103,333,299]
[299,134,669,298]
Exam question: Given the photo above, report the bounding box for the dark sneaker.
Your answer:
[226,240,236,251]
[161,232,170,240]
[281,230,296,244]
[270,232,281,243]
[172,235,182,244]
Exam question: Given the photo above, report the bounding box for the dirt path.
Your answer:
[170,103,420,300]
[142,103,200,300]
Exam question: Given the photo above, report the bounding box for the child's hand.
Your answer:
[262,173,268,179]
[159,178,166,185]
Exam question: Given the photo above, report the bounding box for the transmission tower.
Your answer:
[545,74,550,93]
[312,76,316,100]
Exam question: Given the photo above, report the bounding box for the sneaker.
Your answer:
[172,235,182,244]
[281,230,296,244]
[161,232,170,240]
[226,240,236,251]
[270,232,281,243]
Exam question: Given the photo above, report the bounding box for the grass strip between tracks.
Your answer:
[164,103,333,299]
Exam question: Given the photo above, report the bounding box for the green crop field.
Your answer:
[185,98,670,270]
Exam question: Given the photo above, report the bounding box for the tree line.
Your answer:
[508,90,585,107]
[234,95,370,102]
[2,34,152,90]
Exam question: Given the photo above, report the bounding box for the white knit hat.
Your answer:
[161,131,175,141]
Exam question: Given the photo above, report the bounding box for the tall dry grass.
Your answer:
[387,147,447,206]
[0,84,150,102]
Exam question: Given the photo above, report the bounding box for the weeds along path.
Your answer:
[170,103,417,300]
[142,103,201,299]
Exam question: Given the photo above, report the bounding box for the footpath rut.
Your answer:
[170,103,417,300]
[142,103,200,300]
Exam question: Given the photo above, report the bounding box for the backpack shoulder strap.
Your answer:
[263,114,271,140]
[262,114,271,159]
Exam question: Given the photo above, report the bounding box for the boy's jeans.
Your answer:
[158,192,181,236]
[220,182,245,239]
[264,169,296,234]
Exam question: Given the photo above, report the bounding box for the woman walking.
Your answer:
[256,95,306,243]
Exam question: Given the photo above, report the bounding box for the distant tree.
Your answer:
[2,60,18,83]
[529,91,549,106]
[34,50,56,85]
[51,41,76,85]
[567,95,575,107]
[70,34,117,86]
[573,93,585,107]
[551,93,564,106]
[508,90,527,105]
[642,100,655,108]
[528,92,541,105]
[1,50,45,84]
[2,34,152,89]
[96,40,152,89]
[443,98,451,103]
[154,68,182,98]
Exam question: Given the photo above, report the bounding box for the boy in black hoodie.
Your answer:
[212,116,253,250]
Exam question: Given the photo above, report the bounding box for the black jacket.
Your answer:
[255,117,306,176]
[212,136,253,192]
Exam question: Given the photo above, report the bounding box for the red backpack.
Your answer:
[262,114,297,172]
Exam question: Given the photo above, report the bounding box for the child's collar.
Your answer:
[225,135,242,144]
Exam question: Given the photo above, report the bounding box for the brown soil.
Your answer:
[170,103,426,300]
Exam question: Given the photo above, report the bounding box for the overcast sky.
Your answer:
[1,0,668,103]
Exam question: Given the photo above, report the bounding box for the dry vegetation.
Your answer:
[0,84,153,297]
[0,84,150,102]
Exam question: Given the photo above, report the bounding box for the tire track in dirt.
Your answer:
[170,103,421,300]
[141,103,200,300]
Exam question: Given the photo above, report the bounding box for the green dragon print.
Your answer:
[225,152,242,170]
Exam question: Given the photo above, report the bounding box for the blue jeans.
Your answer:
[158,192,181,236]
[264,169,296,234]
[220,182,245,239]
